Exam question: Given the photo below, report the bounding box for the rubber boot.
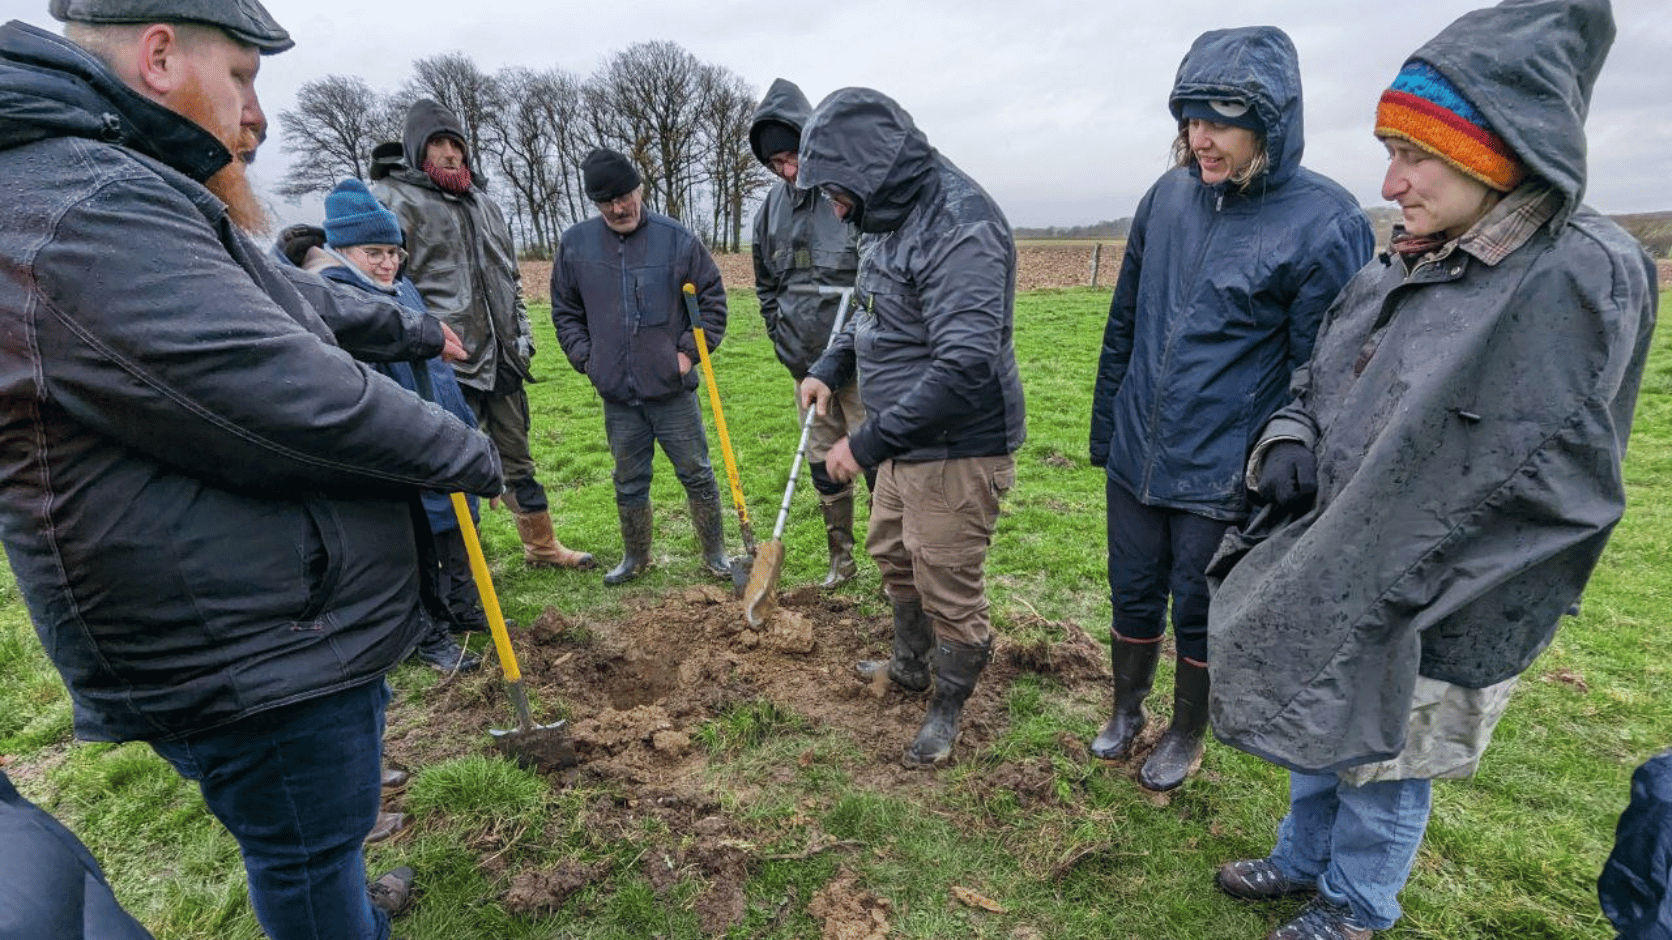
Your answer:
[688,497,732,580]
[514,510,597,570]
[819,493,859,588]
[604,503,653,585]
[855,598,932,693]
[1089,635,1161,759]
[1139,659,1210,791]
[903,638,992,767]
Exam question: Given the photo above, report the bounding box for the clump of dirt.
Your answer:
[807,869,893,940]
[382,584,1111,933]
[502,860,606,916]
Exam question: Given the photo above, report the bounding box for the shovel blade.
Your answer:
[742,540,786,626]
[491,718,579,774]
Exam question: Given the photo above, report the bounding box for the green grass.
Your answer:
[2,287,1667,939]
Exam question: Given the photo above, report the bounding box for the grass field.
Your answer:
[1,286,1666,939]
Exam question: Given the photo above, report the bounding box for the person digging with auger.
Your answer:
[797,87,1026,767]
[748,77,869,589]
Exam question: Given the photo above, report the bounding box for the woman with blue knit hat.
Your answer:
[278,178,488,677]
[1088,25,1373,793]
[1208,2,1656,937]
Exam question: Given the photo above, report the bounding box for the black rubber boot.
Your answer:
[688,497,732,579]
[903,638,991,767]
[855,598,932,693]
[604,503,653,585]
[413,612,482,674]
[819,493,858,588]
[1139,659,1210,791]
[1089,635,1161,759]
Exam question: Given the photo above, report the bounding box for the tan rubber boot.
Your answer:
[514,510,597,570]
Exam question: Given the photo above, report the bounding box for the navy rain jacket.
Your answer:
[1090,26,1373,522]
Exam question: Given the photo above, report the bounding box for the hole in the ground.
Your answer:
[599,656,680,709]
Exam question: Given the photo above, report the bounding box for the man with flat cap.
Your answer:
[551,148,732,585]
[0,1,503,936]
[374,98,596,574]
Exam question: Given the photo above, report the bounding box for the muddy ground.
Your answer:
[379,585,1150,936]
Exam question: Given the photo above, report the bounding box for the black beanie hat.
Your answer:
[582,148,642,202]
[755,121,800,161]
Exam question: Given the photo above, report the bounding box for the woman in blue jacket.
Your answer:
[1087,26,1373,791]
[279,179,488,676]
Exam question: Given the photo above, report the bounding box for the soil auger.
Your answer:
[743,285,855,626]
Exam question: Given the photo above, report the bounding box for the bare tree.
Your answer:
[488,67,583,256]
[274,75,397,200]
[697,66,769,252]
[582,41,712,222]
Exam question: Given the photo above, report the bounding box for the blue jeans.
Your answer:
[1,770,156,939]
[1103,477,1230,663]
[150,681,392,940]
[602,393,719,506]
[1269,771,1433,930]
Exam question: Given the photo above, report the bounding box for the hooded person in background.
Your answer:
[797,88,1026,768]
[0,1,506,936]
[550,148,733,584]
[1208,2,1656,937]
[1087,26,1373,792]
[373,99,595,573]
[274,178,487,676]
[749,78,868,588]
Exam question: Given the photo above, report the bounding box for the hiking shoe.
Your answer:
[1216,857,1314,901]
[414,630,482,674]
[1267,896,1372,940]
[367,865,415,917]
[364,811,406,845]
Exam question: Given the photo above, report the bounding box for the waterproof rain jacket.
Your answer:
[372,99,533,394]
[1207,0,1657,774]
[0,23,502,742]
[1600,748,1672,940]
[550,211,727,405]
[749,78,859,378]
[800,88,1025,467]
[1090,26,1373,522]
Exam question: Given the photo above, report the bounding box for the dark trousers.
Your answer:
[1104,477,1231,663]
[602,392,719,507]
[150,681,391,940]
[462,384,546,511]
[0,770,156,939]
[432,526,486,628]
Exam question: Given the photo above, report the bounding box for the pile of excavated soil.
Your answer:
[379,584,1138,934]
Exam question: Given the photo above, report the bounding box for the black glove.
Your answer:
[275,224,326,267]
[1255,441,1317,512]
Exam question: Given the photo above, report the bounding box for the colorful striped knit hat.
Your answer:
[1375,60,1525,192]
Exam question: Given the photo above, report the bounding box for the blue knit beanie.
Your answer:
[323,178,403,248]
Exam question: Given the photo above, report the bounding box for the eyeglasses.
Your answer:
[351,246,407,265]
[595,192,637,211]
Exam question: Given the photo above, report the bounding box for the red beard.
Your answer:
[171,79,271,235]
[424,161,473,195]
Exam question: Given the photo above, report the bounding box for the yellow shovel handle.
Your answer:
[449,492,521,683]
[691,324,750,533]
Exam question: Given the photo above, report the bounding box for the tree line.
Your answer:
[275,41,768,256]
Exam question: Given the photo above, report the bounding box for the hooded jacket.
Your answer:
[800,88,1025,466]
[550,208,727,405]
[1207,0,1658,774]
[372,99,533,394]
[749,78,859,378]
[0,23,502,742]
[1090,26,1373,522]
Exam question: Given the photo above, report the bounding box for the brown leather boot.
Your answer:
[514,510,596,570]
[819,493,858,588]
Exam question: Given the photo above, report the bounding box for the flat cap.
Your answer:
[50,0,294,54]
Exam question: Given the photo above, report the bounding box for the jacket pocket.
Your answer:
[630,266,678,328]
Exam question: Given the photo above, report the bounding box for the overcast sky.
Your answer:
[3,0,1666,228]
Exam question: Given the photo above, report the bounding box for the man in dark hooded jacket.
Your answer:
[798,88,1026,768]
[1209,2,1657,937]
[749,78,866,588]
[373,99,595,573]
[0,2,502,938]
